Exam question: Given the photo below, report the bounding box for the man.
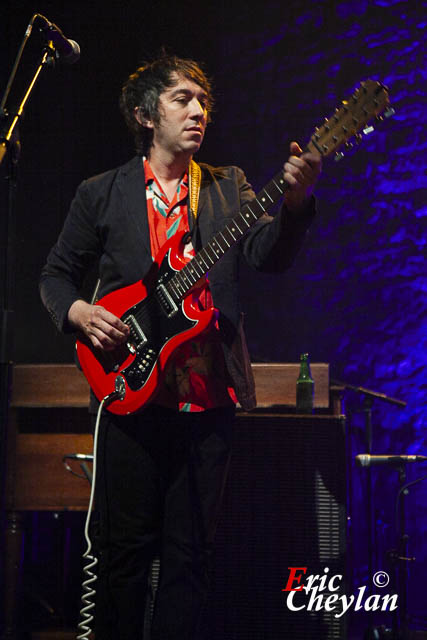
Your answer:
[40,55,321,639]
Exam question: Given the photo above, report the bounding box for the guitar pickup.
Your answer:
[124,314,147,349]
[156,284,178,318]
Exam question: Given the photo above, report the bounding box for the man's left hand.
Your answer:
[283,141,322,213]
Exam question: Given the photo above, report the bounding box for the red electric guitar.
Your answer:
[76,79,391,415]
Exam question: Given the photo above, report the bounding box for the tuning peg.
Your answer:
[334,151,345,162]
[363,125,375,135]
[384,106,395,119]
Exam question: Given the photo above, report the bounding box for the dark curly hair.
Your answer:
[119,55,213,156]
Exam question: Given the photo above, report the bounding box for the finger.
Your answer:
[301,152,322,174]
[286,152,322,184]
[285,157,313,180]
[83,308,129,351]
[287,152,321,172]
[100,308,130,333]
[283,167,298,187]
[87,325,114,351]
[288,142,322,174]
[88,325,122,351]
[283,161,312,187]
[290,141,303,156]
[95,318,130,344]
[91,306,129,336]
[88,333,106,351]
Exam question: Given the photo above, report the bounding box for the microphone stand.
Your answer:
[387,466,427,639]
[356,458,427,639]
[0,19,62,639]
[330,380,406,638]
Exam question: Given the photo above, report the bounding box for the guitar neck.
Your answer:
[168,168,290,300]
[167,78,391,302]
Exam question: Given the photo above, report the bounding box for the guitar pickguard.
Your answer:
[120,250,197,391]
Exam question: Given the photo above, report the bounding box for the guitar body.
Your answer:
[76,230,216,415]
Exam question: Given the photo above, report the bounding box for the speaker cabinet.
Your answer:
[207,413,347,640]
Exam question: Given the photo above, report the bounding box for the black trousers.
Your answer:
[91,404,234,640]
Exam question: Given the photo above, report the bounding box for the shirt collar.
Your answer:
[143,157,189,188]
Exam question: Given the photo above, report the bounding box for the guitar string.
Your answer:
[155,174,288,306]
[124,173,287,335]
[121,172,288,360]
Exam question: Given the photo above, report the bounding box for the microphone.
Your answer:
[63,453,94,462]
[356,454,427,467]
[37,15,80,64]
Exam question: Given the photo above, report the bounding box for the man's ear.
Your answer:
[134,107,153,129]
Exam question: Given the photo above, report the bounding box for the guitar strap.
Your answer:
[185,159,202,249]
[189,159,202,220]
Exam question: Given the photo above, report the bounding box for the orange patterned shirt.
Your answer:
[144,158,235,412]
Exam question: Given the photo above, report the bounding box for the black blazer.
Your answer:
[40,156,315,409]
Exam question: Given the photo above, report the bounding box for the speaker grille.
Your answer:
[206,413,347,640]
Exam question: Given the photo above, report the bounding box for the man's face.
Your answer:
[141,74,209,157]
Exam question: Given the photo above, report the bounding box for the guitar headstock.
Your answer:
[307,79,391,160]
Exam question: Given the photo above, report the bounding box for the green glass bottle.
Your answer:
[296,353,314,414]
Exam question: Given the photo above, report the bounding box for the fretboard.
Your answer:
[166,168,290,302]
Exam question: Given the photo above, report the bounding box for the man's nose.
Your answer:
[190,98,206,118]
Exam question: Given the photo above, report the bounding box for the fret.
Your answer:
[188,260,203,279]
[174,273,186,294]
[233,218,243,234]
[170,276,189,301]
[262,189,274,203]
[199,248,213,270]
[229,221,243,238]
[227,225,237,241]
[239,211,251,228]
[266,175,285,199]
[272,178,284,195]
[218,230,231,248]
[180,270,192,286]
[244,204,259,222]
[183,267,197,285]
[178,267,188,284]
[169,278,180,299]
[210,241,221,258]
[274,175,287,192]
[198,252,210,269]
[212,233,227,255]
[202,246,216,265]
[173,282,185,298]
[192,253,206,278]
[175,282,185,297]
[255,198,266,212]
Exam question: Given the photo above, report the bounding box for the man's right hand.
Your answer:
[68,299,130,351]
